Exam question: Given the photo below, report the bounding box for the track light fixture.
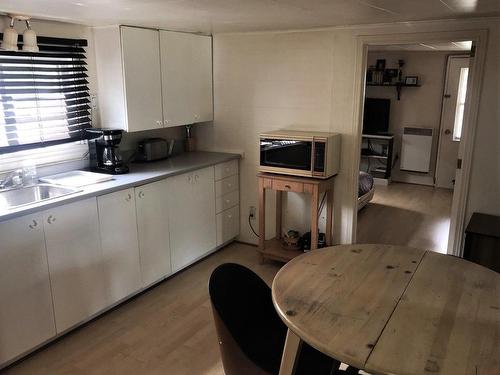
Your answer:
[1,15,39,52]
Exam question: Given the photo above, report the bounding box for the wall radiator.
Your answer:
[400,127,433,173]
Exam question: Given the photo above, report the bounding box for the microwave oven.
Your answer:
[259,130,341,178]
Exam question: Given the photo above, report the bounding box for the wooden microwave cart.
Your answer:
[258,173,335,262]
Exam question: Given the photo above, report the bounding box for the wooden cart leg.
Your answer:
[258,178,266,263]
[276,190,283,239]
[279,329,303,375]
[310,186,319,251]
[326,186,334,246]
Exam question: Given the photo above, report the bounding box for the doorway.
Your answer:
[351,30,487,255]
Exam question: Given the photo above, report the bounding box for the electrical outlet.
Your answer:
[249,206,256,220]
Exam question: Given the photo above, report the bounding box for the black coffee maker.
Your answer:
[87,128,129,174]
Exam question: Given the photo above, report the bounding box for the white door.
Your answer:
[135,179,172,287]
[160,31,213,127]
[121,26,163,131]
[98,189,142,304]
[44,198,107,333]
[190,34,213,123]
[169,167,216,272]
[435,56,470,189]
[0,214,56,364]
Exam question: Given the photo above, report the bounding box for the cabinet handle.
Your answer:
[194,114,200,120]
[284,184,291,189]
[227,214,233,219]
[195,174,199,182]
[125,193,132,202]
[225,199,230,203]
[28,219,38,229]
[188,175,193,183]
[47,215,56,224]
[227,183,232,188]
[156,120,163,127]
[138,191,145,198]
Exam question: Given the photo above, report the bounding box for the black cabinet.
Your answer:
[464,213,500,273]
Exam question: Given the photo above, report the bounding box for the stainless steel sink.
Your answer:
[0,184,82,210]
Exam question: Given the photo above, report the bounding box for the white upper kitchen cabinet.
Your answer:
[0,214,56,365]
[97,189,142,305]
[160,31,213,127]
[44,198,108,333]
[94,26,163,132]
[168,167,216,272]
[135,179,172,287]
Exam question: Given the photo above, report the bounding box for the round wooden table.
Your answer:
[272,244,500,375]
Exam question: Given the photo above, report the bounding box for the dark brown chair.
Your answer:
[209,263,357,375]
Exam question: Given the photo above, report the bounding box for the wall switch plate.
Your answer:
[90,94,98,110]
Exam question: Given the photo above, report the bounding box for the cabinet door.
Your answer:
[169,167,216,272]
[190,33,213,123]
[121,26,163,132]
[135,179,172,287]
[0,214,56,364]
[44,198,107,333]
[216,205,240,246]
[98,189,142,304]
[160,30,193,127]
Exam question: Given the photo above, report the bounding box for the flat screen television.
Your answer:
[363,98,391,135]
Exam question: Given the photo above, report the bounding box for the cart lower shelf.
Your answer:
[258,238,304,262]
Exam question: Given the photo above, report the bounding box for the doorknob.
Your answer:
[444,129,451,135]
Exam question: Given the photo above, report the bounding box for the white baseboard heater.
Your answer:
[400,127,433,173]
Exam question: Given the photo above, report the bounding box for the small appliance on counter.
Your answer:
[135,138,183,162]
[86,128,129,174]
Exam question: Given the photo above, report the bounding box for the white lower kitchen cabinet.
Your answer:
[97,189,142,304]
[44,198,108,333]
[135,179,172,287]
[216,205,240,246]
[0,214,56,365]
[168,167,217,272]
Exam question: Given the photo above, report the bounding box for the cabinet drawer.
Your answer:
[216,205,240,246]
[216,174,239,197]
[215,160,238,181]
[216,190,239,214]
[271,179,304,193]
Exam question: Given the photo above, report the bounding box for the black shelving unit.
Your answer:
[366,82,421,100]
[360,134,394,180]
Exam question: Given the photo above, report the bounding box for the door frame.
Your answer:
[435,54,470,189]
[350,29,488,255]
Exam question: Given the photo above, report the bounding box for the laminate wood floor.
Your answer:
[357,182,453,253]
[3,243,281,375]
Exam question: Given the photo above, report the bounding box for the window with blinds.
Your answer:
[0,35,91,155]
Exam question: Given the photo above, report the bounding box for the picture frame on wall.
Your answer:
[405,76,418,85]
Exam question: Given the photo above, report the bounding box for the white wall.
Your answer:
[366,51,449,186]
[197,18,500,246]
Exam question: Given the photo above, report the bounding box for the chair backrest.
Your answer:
[208,263,286,375]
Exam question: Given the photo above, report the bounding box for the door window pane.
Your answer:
[453,67,469,141]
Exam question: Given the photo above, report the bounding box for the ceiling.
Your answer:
[0,0,499,33]
[370,41,473,52]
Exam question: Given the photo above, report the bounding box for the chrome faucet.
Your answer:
[0,169,25,190]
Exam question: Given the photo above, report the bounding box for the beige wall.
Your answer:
[197,18,500,246]
[365,51,450,186]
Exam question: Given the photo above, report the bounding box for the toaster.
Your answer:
[136,138,170,161]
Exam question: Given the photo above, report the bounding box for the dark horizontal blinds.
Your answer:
[0,35,90,154]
